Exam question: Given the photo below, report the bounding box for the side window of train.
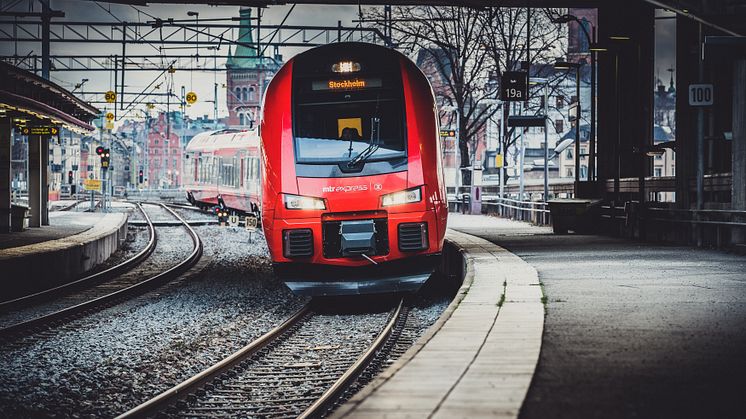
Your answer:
[252,157,260,181]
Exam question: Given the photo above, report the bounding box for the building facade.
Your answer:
[225,8,280,128]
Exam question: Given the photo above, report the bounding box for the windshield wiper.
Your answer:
[347,117,380,168]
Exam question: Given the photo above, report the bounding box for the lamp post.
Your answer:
[551,14,597,181]
[554,60,583,192]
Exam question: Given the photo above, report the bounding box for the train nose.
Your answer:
[340,220,376,257]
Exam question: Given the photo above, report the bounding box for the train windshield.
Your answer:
[292,45,406,166]
[293,98,405,164]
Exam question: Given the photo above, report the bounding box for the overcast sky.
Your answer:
[1,2,678,123]
[0,0,361,122]
[654,9,676,88]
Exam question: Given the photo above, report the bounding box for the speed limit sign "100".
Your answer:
[689,84,713,106]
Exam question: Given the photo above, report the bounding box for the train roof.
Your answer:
[185,129,260,153]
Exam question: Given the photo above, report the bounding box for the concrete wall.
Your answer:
[0,213,127,300]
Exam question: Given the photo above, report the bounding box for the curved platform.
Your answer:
[333,228,544,418]
[0,212,127,301]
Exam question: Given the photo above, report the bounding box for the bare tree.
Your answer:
[364,6,570,184]
[365,6,499,181]
[480,7,567,178]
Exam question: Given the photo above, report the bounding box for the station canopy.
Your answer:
[0,61,99,133]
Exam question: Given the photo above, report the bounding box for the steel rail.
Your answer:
[0,203,201,341]
[0,203,156,313]
[115,304,312,419]
[299,299,405,418]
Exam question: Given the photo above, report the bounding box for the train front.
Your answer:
[261,42,447,296]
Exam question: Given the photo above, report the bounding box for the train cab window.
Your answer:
[291,44,406,169]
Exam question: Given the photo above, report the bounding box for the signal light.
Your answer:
[138,170,144,183]
[67,170,73,184]
[100,148,111,169]
[95,146,105,156]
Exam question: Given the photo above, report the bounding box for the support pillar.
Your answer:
[0,117,11,232]
[675,17,699,209]
[733,58,746,243]
[28,134,42,228]
[41,135,49,225]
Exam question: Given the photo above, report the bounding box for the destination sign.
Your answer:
[21,126,59,136]
[440,130,456,138]
[312,78,382,91]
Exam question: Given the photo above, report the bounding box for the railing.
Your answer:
[482,197,551,226]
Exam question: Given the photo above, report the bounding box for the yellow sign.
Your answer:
[83,179,102,191]
[105,90,116,103]
[146,103,155,109]
[106,112,114,121]
[105,121,114,130]
[21,126,59,136]
[495,154,504,168]
[186,91,197,104]
[337,117,362,138]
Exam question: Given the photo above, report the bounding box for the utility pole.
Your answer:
[40,0,51,80]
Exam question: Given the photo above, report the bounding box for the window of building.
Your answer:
[565,168,573,177]
[655,154,663,160]
[173,158,178,169]
[555,119,564,133]
[654,167,662,177]
[239,113,245,126]
[242,87,248,101]
[235,87,241,101]
[248,87,255,101]
[565,148,573,159]
[571,95,578,104]
[556,95,565,108]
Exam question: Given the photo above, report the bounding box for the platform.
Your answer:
[333,219,545,418]
[0,212,128,301]
[335,213,746,418]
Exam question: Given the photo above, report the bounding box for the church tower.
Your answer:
[225,8,280,127]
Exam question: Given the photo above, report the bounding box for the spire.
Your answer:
[225,8,262,69]
[236,8,255,50]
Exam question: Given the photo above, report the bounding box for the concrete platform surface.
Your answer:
[0,212,127,301]
[448,213,746,419]
[0,212,110,250]
[333,226,544,418]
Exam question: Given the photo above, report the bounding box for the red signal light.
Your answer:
[95,146,105,155]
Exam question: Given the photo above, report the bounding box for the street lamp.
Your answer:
[554,60,583,191]
[551,13,597,181]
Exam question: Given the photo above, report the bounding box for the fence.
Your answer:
[481,197,551,226]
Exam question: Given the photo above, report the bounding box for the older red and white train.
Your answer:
[184,42,447,296]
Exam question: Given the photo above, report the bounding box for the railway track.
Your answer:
[0,203,202,342]
[118,300,409,418]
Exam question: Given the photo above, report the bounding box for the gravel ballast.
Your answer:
[0,219,452,417]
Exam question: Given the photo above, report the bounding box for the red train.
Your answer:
[183,129,262,215]
[260,42,447,295]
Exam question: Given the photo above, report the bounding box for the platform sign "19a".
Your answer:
[689,84,713,106]
[500,71,528,102]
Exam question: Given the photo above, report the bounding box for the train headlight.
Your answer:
[284,194,326,210]
[332,61,361,73]
[381,187,422,207]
